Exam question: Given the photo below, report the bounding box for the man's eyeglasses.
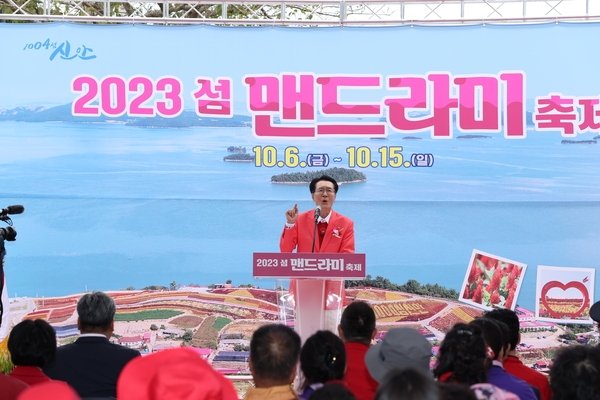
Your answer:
[315,188,335,194]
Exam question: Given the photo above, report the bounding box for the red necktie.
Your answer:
[317,221,328,246]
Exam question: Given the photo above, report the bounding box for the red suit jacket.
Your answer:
[280,210,355,253]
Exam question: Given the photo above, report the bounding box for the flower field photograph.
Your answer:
[535,266,595,324]
[459,250,527,311]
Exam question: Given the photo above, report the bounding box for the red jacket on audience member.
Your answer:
[504,355,552,400]
[343,342,378,400]
[0,372,29,400]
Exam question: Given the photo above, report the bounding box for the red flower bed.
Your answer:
[47,306,76,323]
[23,310,50,321]
[246,289,278,304]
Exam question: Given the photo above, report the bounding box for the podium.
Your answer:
[253,252,366,342]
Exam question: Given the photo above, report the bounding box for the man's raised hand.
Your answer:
[285,204,299,224]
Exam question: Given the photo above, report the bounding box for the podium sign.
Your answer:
[253,252,366,279]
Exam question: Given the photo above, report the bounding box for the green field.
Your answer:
[114,309,183,321]
[212,316,232,330]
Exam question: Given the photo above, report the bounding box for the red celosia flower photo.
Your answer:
[460,250,527,311]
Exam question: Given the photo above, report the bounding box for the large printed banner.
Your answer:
[0,23,599,320]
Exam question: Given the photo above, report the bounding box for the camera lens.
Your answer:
[0,226,17,241]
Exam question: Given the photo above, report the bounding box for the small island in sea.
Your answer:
[456,135,492,139]
[223,153,255,162]
[227,146,247,153]
[271,167,366,185]
[561,139,597,144]
[403,136,423,141]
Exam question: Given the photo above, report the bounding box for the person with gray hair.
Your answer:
[44,291,139,399]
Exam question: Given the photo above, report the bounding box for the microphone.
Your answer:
[314,206,321,222]
[311,206,321,253]
[0,205,24,221]
[1,205,24,215]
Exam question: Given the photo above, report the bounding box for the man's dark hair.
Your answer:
[483,308,520,351]
[469,318,506,361]
[550,345,600,400]
[77,291,116,331]
[375,367,440,400]
[310,383,357,400]
[340,301,376,343]
[300,330,346,389]
[8,319,57,368]
[249,323,301,383]
[309,175,338,194]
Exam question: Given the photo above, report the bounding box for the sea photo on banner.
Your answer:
[0,22,599,313]
[459,249,526,311]
[536,265,595,324]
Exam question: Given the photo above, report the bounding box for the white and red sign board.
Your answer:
[253,252,366,279]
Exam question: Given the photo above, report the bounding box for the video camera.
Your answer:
[0,205,23,253]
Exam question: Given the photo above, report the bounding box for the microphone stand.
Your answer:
[311,216,318,253]
[311,207,320,253]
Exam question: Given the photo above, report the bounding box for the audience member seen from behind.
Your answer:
[469,318,536,400]
[365,327,431,383]
[8,319,56,386]
[43,291,140,398]
[117,347,238,400]
[299,330,347,399]
[374,367,439,400]
[337,301,378,400]
[17,380,81,400]
[484,308,550,400]
[244,323,301,400]
[433,323,518,400]
[549,345,600,400]
[437,382,477,400]
[309,383,357,400]
[0,373,29,400]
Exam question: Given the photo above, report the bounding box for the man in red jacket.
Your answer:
[280,175,355,339]
[280,175,354,254]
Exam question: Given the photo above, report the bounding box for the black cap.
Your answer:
[590,301,600,322]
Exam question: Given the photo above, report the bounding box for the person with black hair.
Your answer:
[8,319,56,386]
[434,323,487,386]
[374,367,439,400]
[434,323,518,400]
[280,175,354,253]
[298,330,347,399]
[549,344,600,400]
[484,308,551,400]
[469,318,536,400]
[338,301,378,400]
[43,291,139,398]
[309,383,357,400]
[437,382,477,400]
[244,323,302,400]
